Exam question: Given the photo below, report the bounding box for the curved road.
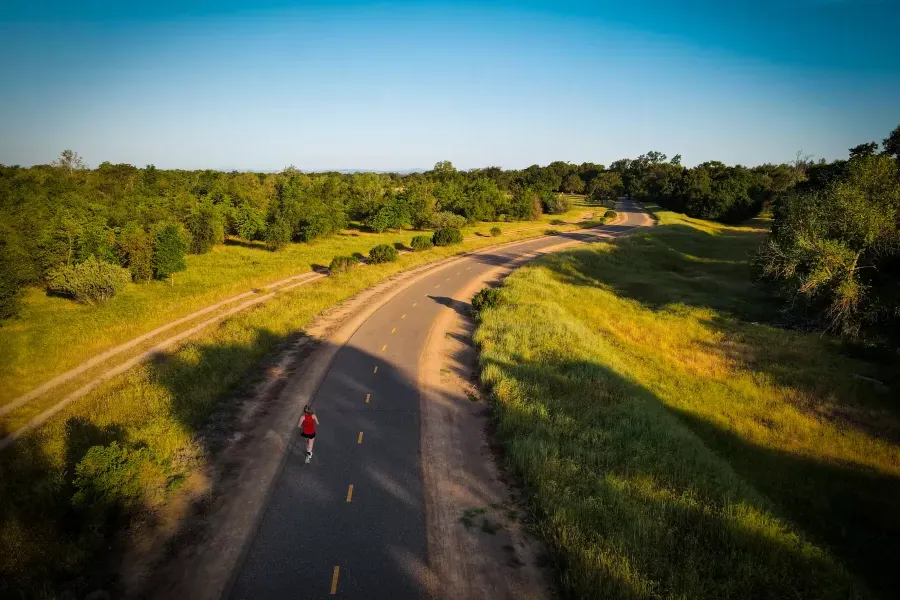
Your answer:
[229,201,648,599]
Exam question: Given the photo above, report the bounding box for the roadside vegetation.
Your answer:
[475,207,899,599]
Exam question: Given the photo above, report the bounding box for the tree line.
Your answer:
[0,157,625,319]
[6,134,892,330]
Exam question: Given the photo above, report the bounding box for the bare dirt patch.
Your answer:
[420,270,555,600]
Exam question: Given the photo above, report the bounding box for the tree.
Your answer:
[53,149,86,173]
[757,153,900,339]
[883,124,900,159]
[187,203,224,254]
[152,224,187,281]
[562,174,585,194]
[849,142,879,159]
[117,223,153,282]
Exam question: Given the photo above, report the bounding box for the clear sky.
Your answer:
[0,0,897,170]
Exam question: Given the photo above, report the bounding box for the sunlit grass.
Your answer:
[474,208,899,599]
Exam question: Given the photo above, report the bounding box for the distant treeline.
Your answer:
[0,144,865,323]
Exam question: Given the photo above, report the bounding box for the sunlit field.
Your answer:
[475,207,899,599]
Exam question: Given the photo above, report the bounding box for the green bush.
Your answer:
[433,227,463,246]
[72,441,151,512]
[368,243,399,264]
[410,235,434,251]
[542,192,572,215]
[46,256,131,304]
[471,287,501,321]
[329,255,360,274]
[490,226,502,237]
[428,211,467,230]
[604,209,617,220]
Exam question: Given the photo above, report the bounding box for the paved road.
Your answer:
[229,202,648,599]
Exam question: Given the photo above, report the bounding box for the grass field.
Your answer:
[0,202,613,598]
[0,204,597,409]
[474,207,900,599]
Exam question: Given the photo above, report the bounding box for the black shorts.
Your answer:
[300,431,316,440]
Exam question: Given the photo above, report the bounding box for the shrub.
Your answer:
[329,255,359,274]
[471,287,501,321]
[72,442,152,513]
[153,224,188,279]
[433,227,463,246]
[490,226,502,237]
[604,209,617,220]
[46,256,131,304]
[368,243,399,264]
[410,235,434,251]
[428,211,467,230]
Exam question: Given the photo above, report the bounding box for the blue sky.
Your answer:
[1,1,897,170]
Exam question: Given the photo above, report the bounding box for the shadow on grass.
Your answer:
[480,352,874,599]
[480,215,900,598]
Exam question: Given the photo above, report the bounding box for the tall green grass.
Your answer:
[475,208,899,599]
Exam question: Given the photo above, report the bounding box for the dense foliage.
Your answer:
[0,142,849,322]
[610,152,795,223]
[757,125,900,340]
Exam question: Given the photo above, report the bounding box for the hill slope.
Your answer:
[474,207,899,599]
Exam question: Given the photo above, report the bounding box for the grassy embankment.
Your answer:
[474,207,899,599]
[0,201,614,598]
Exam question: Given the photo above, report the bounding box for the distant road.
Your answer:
[229,201,650,599]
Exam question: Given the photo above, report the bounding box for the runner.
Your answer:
[298,405,319,463]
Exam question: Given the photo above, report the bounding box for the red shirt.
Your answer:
[301,414,316,435]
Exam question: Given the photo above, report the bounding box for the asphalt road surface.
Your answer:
[229,201,648,599]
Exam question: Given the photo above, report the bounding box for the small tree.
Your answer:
[117,223,153,282]
[264,218,292,251]
[490,226,502,237]
[187,203,224,254]
[433,227,463,246]
[368,244,399,263]
[153,224,187,282]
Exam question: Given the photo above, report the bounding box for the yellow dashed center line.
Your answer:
[358,431,363,444]
[365,393,371,403]
[435,284,440,289]
[381,344,387,351]
[346,484,354,503]
[413,302,418,307]
[401,314,406,319]
[391,327,396,334]
[373,365,378,374]
[330,566,340,595]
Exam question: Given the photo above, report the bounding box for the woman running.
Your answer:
[298,405,319,463]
